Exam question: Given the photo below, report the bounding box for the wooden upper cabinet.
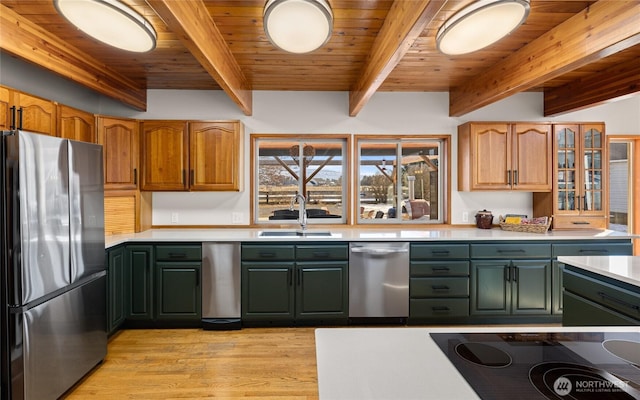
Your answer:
[458,122,552,191]
[533,123,608,229]
[97,116,139,190]
[58,104,96,143]
[0,86,11,131]
[13,91,57,135]
[140,120,189,191]
[0,87,57,135]
[140,120,243,192]
[189,121,242,191]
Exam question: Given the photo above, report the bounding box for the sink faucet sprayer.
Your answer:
[290,193,307,230]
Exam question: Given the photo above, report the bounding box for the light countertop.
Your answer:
[314,326,640,400]
[558,255,640,287]
[104,227,634,249]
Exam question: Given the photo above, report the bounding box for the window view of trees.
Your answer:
[254,137,347,224]
[357,138,443,223]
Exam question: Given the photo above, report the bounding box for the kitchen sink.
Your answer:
[259,230,332,237]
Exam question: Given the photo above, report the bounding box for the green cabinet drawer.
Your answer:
[410,298,469,318]
[411,244,469,260]
[563,291,640,326]
[410,277,469,297]
[155,245,201,261]
[296,244,348,261]
[470,243,551,259]
[410,261,469,276]
[552,242,633,257]
[563,268,640,320]
[241,244,295,261]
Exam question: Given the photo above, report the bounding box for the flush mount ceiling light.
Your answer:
[53,0,157,53]
[263,0,333,54]
[436,0,530,55]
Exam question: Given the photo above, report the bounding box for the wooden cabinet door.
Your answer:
[126,245,154,320]
[155,262,201,321]
[97,117,139,190]
[107,246,126,334]
[470,123,511,190]
[511,124,552,191]
[0,86,11,131]
[13,91,57,135]
[141,120,188,191]
[58,104,95,142]
[295,261,348,320]
[189,121,242,191]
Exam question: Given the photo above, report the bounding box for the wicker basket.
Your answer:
[499,216,552,234]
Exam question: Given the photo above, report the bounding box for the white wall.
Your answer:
[2,54,639,226]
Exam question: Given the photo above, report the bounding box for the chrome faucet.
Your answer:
[290,193,307,230]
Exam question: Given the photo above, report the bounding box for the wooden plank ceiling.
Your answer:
[1,0,638,117]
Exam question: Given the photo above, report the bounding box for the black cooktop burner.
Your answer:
[430,332,640,400]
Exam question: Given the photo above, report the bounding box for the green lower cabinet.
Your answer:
[241,261,348,324]
[471,260,551,316]
[242,262,296,321]
[107,246,126,335]
[296,261,348,320]
[156,262,201,320]
[126,244,155,320]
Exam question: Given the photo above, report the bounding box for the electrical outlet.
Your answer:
[462,212,469,223]
[171,212,179,224]
[232,212,243,224]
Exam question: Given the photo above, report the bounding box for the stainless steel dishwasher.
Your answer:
[202,242,241,330]
[349,242,410,323]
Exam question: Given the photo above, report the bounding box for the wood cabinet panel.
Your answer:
[97,117,139,190]
[140,120,189,191]
[58,104,95,142]
[458,122,551,191]
[189,121,241,191]
[13,91,57,135]
[0,86,11,131]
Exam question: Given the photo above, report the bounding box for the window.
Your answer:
[253,135,349,225]
[356,136,447,224]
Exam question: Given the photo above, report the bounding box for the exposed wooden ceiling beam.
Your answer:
[544,56,640,116]
[146,0,252,116]
[348,0,446,117]
[0,4,147,111]
[449,0,640,117]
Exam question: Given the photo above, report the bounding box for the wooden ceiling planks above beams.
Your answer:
[448,0,640,117]
[146,0,252,116]
[0,3,147,111]
[544,53,640,116]
[348,0,447,117]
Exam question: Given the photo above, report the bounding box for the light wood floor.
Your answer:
[64,328,319,399]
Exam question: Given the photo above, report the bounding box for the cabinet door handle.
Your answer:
[288,269,293,286]
[572,221,590,225]
[182,169,186,185]
[497,249,526,254]
[9,106,16,130]
[512,266,518,282]
[431,250,450,255]
[597,291,640,311]
[312,251,330,258]
[258,251,275,258]
[431,285,450,291]
[431,266,450,273]
[133,168,137,185]
[514,170,518,185]
[579,249,608,254]
[507,170,512,185]
[17,107,23,130]
[190,169,194,185]
[504,266,511,281]
[431,306,450,312]
[297,268,302,286]
[167,252,187,259]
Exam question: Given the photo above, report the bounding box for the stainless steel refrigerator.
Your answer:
[1,130,107,400]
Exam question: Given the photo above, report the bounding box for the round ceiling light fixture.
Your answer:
[436,0,530,55]
[263,0,333,54]
[54,0,157,53]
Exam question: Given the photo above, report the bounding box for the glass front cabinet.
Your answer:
[535,123,608,229]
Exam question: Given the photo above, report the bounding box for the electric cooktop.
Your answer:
[430,332,640,399]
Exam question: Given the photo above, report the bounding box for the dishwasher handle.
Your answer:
[350,246,409,255]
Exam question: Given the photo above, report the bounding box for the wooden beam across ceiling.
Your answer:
[449,0,640,117]
[349,0,447,117]
[146,0,252,116]
[0,3,147,111]
[544,55,640,116]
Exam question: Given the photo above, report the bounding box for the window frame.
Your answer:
[250,134,351,226]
